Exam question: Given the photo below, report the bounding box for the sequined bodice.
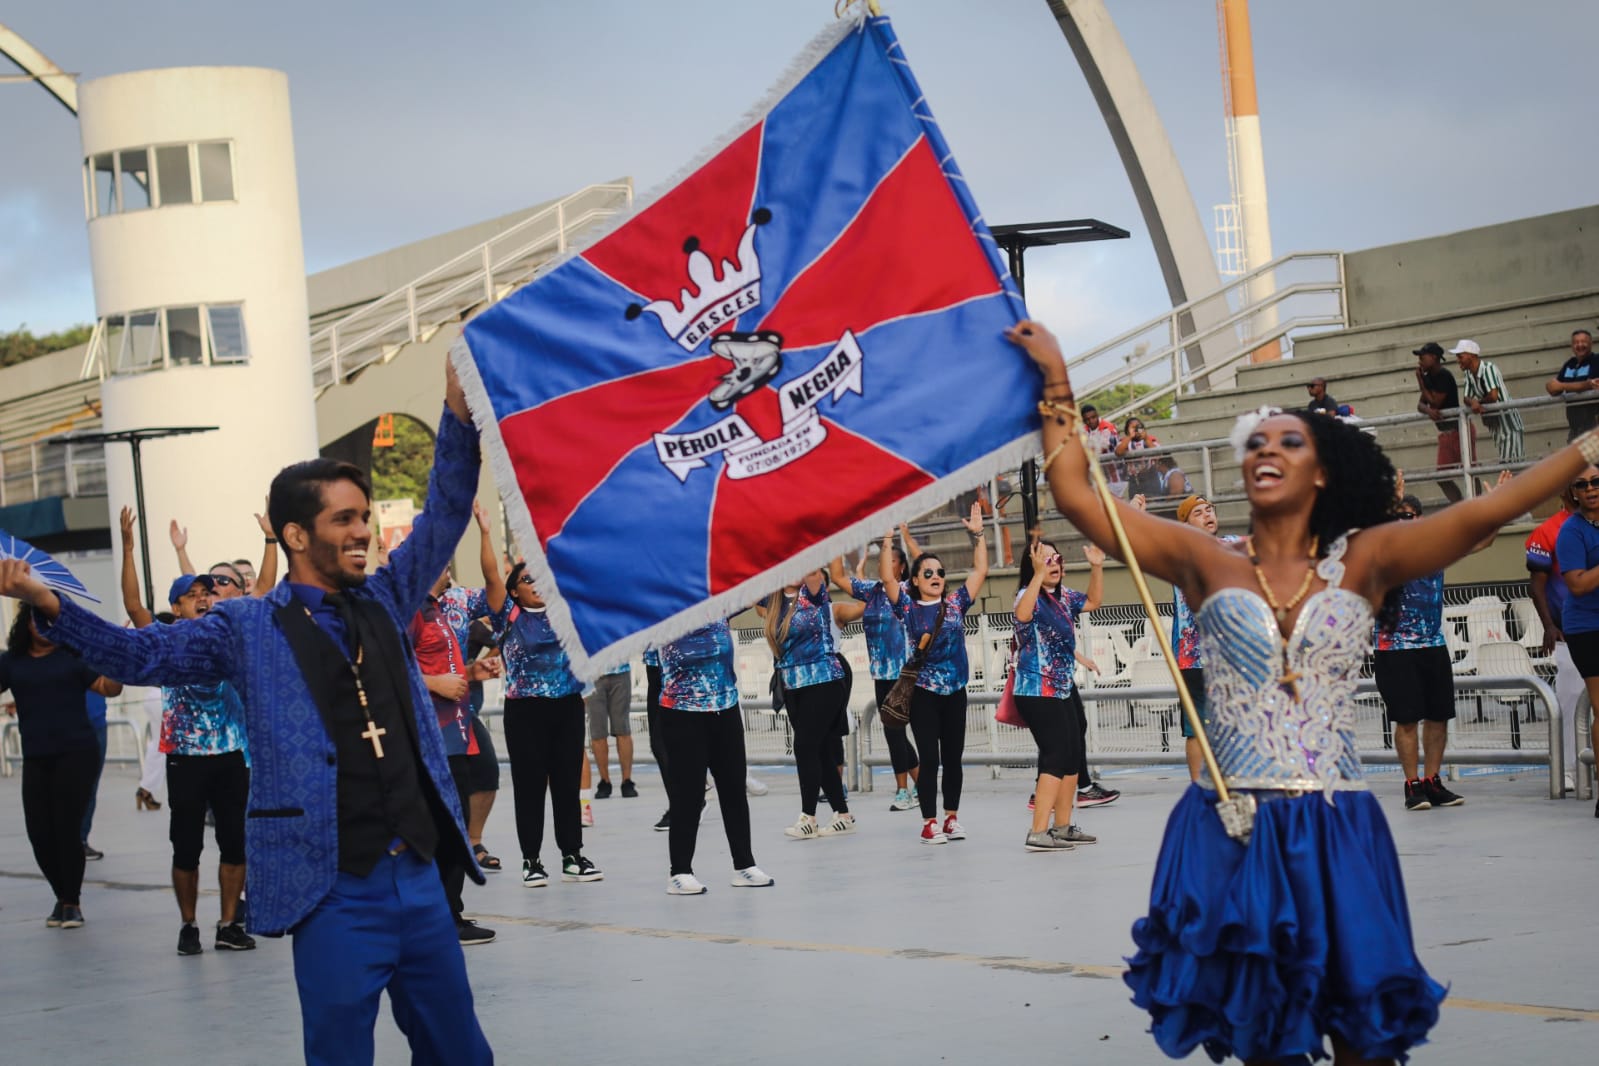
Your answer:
[1194,534,1370,795]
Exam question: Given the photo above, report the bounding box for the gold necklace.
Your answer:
[1246,535,1320,698]
[1246,535,1320,625]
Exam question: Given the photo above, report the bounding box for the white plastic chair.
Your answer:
[1508,598,1546,656]
[1129,658,1178,752]
[1473,640,1542,742]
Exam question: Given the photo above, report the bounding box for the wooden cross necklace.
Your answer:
[304,605,386,759]
[1245,534,1319,699]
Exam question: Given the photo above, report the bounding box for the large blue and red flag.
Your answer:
[453,11,1040,675]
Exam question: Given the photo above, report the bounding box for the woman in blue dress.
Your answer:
[1009,317,1595,1064]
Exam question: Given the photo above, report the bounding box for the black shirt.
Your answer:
[0,648,101,757]
[1306,394,1339,415]
[1420,368,1459,433]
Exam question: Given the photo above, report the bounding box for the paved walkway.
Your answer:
[0,763,1593,1064]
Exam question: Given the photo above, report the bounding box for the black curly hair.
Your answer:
[1284,411,1404,626]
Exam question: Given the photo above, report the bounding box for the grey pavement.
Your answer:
[0,762,1594,1065]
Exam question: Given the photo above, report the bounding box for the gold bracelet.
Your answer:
[1579,429,1599,465]
[1039,440,1068,473]
[1037,400,1080,430]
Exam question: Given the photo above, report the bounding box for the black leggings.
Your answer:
[873,678,919,774]
[785,679,849,816]
[645,664,670,791]
[1015,694,1084,780]
[166,749,249,870]
[659,706,755,875]
[909,687,967,818]
[22,747,99,905]
[438,754,475,917]
[502,694,586,862]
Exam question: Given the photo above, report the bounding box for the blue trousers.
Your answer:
[291,851,492,1066]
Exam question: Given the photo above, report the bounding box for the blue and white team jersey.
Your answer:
[1012,588,1087,698]
[658,620,739,713]
[1375,572,1447,651]
[161,681,248,756]
[892,585,974,695]
[775,583,846,690]
[850,577,909,680]
[501,608,583,699]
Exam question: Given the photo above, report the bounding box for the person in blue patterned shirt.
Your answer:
[119,505,253,956]
[832,531,921,811]
[499,562,601,888]
[763,568,863,839]
[656,618,772,893]
[1013,539,1103,852]
[1373,495,1465,811]
[883,502,989,844]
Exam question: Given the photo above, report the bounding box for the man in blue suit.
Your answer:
[0,367,493,1065]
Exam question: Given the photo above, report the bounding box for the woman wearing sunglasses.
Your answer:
[1555,464,1599,816]
[498,562,602,889]
[882,503,989,844]
[1013,539,1104,851]
[763,567,862,839]
[1010,317,1598,1065]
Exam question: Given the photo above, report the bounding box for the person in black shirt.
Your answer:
[1414,342,1473,504]
[1305,376,1339,416]
[0,605,122,929]
[1546,328,1599,441]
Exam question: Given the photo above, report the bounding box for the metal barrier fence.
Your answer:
[474,672,1569,802]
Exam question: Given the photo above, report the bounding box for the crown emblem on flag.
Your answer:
[641,223,763,352]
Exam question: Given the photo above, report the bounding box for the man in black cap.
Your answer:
[1414,342,1472,504]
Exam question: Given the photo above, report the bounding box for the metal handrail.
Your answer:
[309,181,633,387]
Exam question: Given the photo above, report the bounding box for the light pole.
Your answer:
[54,427,218,610]
[989,219,1130,535]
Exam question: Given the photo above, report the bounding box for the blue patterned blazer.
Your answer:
[42,408,484,935]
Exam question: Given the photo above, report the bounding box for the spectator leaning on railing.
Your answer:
[1453,339,1524,464]
[1414,341,1472,505]
[1547,328,1599,441]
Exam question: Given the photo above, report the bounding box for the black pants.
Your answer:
[22,747,99,905]
[659,706,755,875]
[166,749,249,870]
[438,754,475,917]
[786,679,849,816]
[1067,689,1091,778]
[909,687,967,818]
[502,694,585,862]
[1015,694,1084,780]
[645,664,670,792]
[874,678,920,774]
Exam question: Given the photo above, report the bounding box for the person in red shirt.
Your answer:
[1526,487,1583,791]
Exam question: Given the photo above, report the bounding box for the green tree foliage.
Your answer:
[0,324,95,368]
[371,415,434,512]
[1081,382,1174,422]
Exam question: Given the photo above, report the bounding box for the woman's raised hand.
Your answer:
[1084,544,1106,567]
[960,501,984,535]
[1004,319,1069,389]
[1028,539,1050,574]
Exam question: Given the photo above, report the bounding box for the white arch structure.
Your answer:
[0,21,78,114]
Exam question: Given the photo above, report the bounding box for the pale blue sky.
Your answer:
[3,0,1596,353]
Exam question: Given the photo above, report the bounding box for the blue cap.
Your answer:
[168,573,216,604]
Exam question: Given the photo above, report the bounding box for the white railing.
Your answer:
[308,181,633,389]
[0,438,108,507]
[1065,250,1347,424]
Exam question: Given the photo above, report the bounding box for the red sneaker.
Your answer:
[920,818,948,845]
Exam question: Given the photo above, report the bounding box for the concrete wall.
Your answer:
[1345,204,1599,328]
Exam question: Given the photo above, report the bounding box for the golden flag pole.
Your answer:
[1073,425,1257,843]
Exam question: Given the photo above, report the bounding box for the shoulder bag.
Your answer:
[879,599,947,728]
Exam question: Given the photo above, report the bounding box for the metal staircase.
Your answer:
[309,181,633,390]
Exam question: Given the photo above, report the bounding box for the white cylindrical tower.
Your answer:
[78,67,318,601]
[1218,0,1281,363]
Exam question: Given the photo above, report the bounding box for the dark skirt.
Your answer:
[1124,784,1445,1064]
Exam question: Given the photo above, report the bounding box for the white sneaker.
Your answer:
[745,774,769,796]
[818,813,856,836]
[783,813,819,840]
[667,873,708,895]
[730,865,775,888]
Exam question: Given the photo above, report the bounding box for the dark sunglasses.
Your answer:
[1046,553,1062,566]
[1572,478,1599,492]
[517,575,536,585]
[1396,511,1419,521]
[210,575,240,588]
[920,567,945,579]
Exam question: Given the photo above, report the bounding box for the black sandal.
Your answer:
[473,844,502,872]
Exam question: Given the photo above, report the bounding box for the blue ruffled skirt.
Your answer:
[1124,785,1445,1064]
